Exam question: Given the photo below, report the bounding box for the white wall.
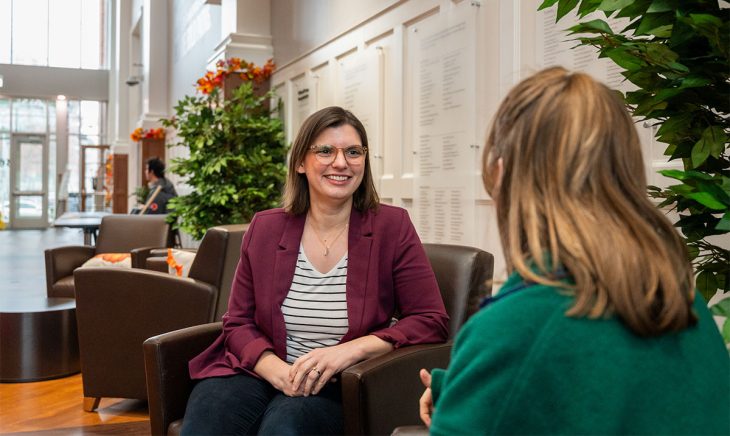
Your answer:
[168,0,222,108]
[271,0,399,66]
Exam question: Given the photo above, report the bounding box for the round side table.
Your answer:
[0,296,80,382]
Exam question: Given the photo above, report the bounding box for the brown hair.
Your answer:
[282,106,379,215]
[483,67,696,336]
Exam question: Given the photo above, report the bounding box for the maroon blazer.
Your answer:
[189,204,449,379]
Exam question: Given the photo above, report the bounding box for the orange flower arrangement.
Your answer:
[130,127,166,142]
[196,57,275,94]
[166,248,184,277]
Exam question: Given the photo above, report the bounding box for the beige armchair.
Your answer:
[44,214,170,298]
[143,243,494,435]
[73,224,247,412]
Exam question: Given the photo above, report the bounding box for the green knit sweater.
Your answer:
[430,272,730,435]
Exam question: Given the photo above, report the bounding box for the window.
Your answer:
[0,0,108,69]
[0,97,105,216]
[12,99,49,133]
[67,100,106,208]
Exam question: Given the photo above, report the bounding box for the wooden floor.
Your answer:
[0,374,149,435]
[0,228,151,435]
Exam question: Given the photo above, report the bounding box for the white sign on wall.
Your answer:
[290,74,316,140]
[411,5,478,246]
[338,47,384,186]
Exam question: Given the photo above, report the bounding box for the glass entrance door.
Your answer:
[10,134,48,228]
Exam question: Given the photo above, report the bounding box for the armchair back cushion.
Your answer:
[95,214,169,254]
[422,243,493,337]
[188,224,247,320]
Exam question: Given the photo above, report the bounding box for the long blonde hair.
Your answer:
[483,67,696,335]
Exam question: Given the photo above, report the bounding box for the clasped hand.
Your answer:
[285,342,362,396]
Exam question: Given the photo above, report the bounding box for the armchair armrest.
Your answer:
[146,257,169,273]
[131,246,168,269]
[341,342,452,435]
[144,322,223,436]
[44,245,95,295]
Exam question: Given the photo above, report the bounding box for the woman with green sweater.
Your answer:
[419,67,730,435]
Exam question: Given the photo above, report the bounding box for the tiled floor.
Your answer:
[0,227,85,298]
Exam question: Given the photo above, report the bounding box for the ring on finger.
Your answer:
[311,367,322,376]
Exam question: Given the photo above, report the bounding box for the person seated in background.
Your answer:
[418,67,730,435]
[181,106,449,435]
[143,157,177,214]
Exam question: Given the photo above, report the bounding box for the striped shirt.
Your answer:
[283,247,349,363]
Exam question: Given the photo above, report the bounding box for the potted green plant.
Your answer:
[133,185,150,206]
[540,0,729,343]
[161,59,287,240]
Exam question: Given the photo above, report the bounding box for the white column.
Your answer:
[109,0,136,211]
[55,99,68,217]
[141,0,168,125]
[110,0,130,155]
[208,0,273,68]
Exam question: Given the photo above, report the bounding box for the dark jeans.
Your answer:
[181,373,343,436]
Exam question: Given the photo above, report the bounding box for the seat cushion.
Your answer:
[51,275,76,298]
[79,253,132,269]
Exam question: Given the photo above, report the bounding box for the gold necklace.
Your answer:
[310,222,348,256]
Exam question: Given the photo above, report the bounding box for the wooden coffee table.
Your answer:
[0,296,79,382]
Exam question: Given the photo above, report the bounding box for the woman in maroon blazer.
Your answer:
[182,106,449,435]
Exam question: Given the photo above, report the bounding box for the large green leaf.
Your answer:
[686,192,726,210]
[636,12,674,36]
[538,0,561,10]
[690,142,711,168]
[577,0,603,17]
[717,212,730,231]
[557,0,580,21]
[691,126,727,167]
[598,0,635,12]
[711,298,730,317]
[679,75,711,89]
[569,19,614,34]
[605,48,644,71]
[646,0,677,13]
[697,270,719,301]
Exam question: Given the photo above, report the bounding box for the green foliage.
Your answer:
[161,83,288,240]
[134,185,150,205]
[540,0,729,303]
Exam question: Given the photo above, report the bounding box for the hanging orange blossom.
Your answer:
[130,127,166,142]
[195,57,275,95]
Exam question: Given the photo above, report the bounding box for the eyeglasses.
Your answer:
[308,145,368,165]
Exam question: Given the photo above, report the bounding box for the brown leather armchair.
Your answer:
[143,243,494,435]
[73,224,246,412]
[44,214,170,298]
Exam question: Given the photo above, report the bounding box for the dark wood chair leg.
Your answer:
[83,396,101,412]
